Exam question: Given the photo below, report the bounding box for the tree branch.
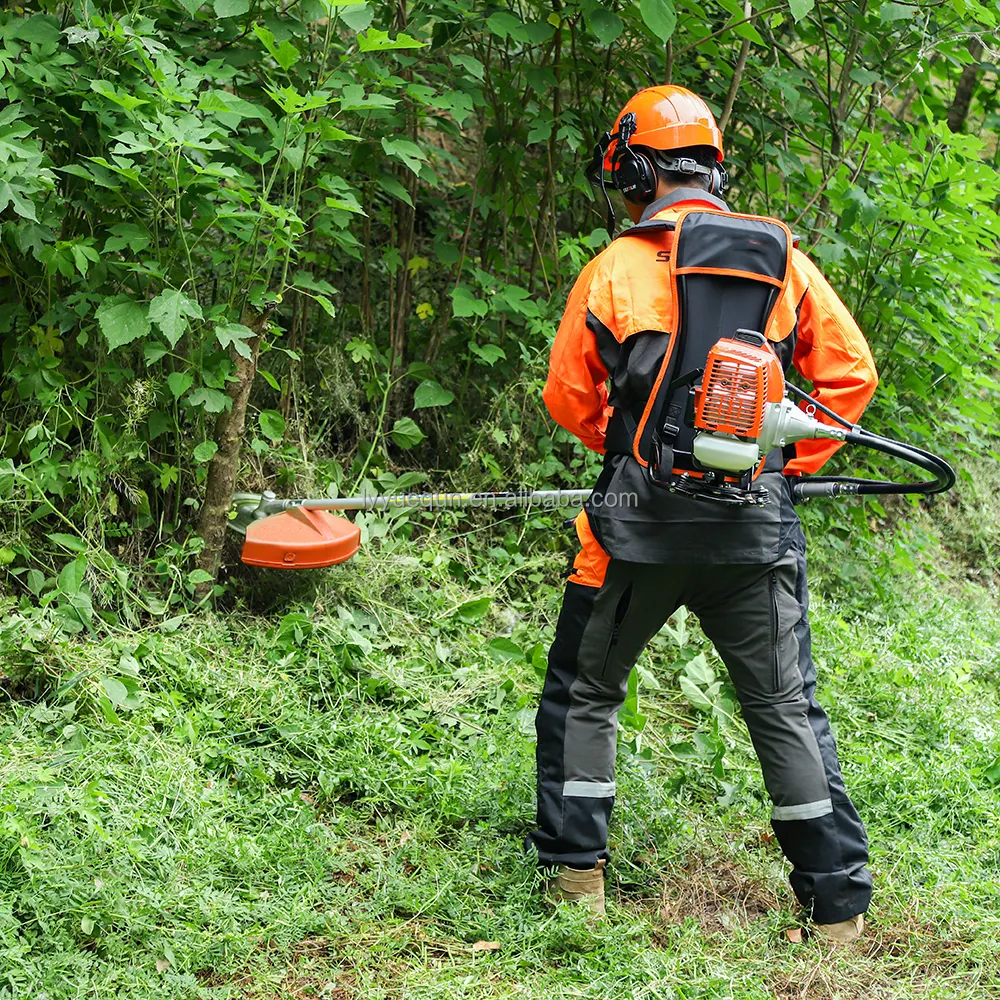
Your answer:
[719,1,754,132]
[674,5,785,59]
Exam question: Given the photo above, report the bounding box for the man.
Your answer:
[531,86,878,942]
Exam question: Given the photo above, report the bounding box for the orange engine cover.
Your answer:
[694,336,785,438]
[241,508,361,569]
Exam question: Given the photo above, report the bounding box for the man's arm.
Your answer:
[542,260,613,454]
[785,253,879,476]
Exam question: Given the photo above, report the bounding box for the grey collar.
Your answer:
[638,188,729,222]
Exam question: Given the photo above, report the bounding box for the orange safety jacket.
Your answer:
[544,190,879,567]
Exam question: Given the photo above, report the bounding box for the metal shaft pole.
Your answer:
[287,489,592,512]
[235,489,593,523]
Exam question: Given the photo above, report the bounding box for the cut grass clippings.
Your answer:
[2,509,999,999]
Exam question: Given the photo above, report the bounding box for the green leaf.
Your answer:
[90,81,147,112]
[14,15,62,45]
[214,0,250,17]
[193,441,218,463]
[455,597,491,622]
[789,0,815,21]
[0,181,37,222]
[357,28,425,51]
[214,322,256,359]
[380,138,427,176]
[451,285,488,318]
[252,24,300,70]
[97,296,151,351]
[487,12,525,39]
[879,2,914,21]
[70,244,99,277]
[149,411,171,440]
[588,7,624,46]
[316,122,364,143]
[683,653,714,686]
[258,409,286,442]
[413,380,454,409]
[377,174,413,206]
[198,91,270,123]
[57,557,87,597]
[488,637,523,663]
[339,85,397,112]
[639,0,678,39]
[103,224,151,254]
[850,67,881,87]
[102,677,128,707]
[167,372,194,400]
[732,19,765,43]
[340,3,374,32]
[451,54,485,80]
[47,533,87,553]
[144,343,168,366]
[391,417,425,449]
[187,568,214,586]
[149,290,203,348]
[0,547,15,565]
[679,675,713,710]
[470,343,506,366]
[187,388,230,413]
[526,121,552,144]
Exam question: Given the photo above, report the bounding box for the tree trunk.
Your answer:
[195,307,270,598]
[946,39,984,133]
[388,0,415,401]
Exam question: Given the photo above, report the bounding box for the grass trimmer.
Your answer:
[228,489,592,569]
[228,333,953,571]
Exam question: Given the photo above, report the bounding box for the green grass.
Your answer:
[2,505,1000,999]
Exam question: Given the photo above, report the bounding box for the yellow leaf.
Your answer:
[416,302,435,320]
[407,255,430,275]
[547,12,561,26]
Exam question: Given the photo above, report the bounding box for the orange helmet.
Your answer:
[603,86,724,170]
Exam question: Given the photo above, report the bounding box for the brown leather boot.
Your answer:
[544,859,607,918]
[813,913,864,944]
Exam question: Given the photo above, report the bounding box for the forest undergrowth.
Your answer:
[3,2,1000,997]
[2,485,999,1000]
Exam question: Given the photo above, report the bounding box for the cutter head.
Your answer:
[240,508,360,569]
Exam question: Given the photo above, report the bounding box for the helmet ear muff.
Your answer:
[613,148,658,204]
[710,164,729,195]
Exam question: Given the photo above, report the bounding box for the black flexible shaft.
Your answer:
[792,426,956,501]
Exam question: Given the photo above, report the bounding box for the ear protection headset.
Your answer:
[587,111,729,234]
[611,112,658,204]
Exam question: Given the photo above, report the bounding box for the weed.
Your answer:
[2,509,999,998]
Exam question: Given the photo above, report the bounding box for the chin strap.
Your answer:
[587,131,617,236]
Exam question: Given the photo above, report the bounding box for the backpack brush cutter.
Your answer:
[228,333,953,571]
[651,328,956,507]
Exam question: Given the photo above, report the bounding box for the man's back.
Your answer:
[543,190,878,564]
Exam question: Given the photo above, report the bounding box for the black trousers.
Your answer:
[530,524,872,923]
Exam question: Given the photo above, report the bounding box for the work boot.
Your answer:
[544,859,607,918]
[813,913,864,944]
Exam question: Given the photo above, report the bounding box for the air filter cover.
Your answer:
[241,508,361,569]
